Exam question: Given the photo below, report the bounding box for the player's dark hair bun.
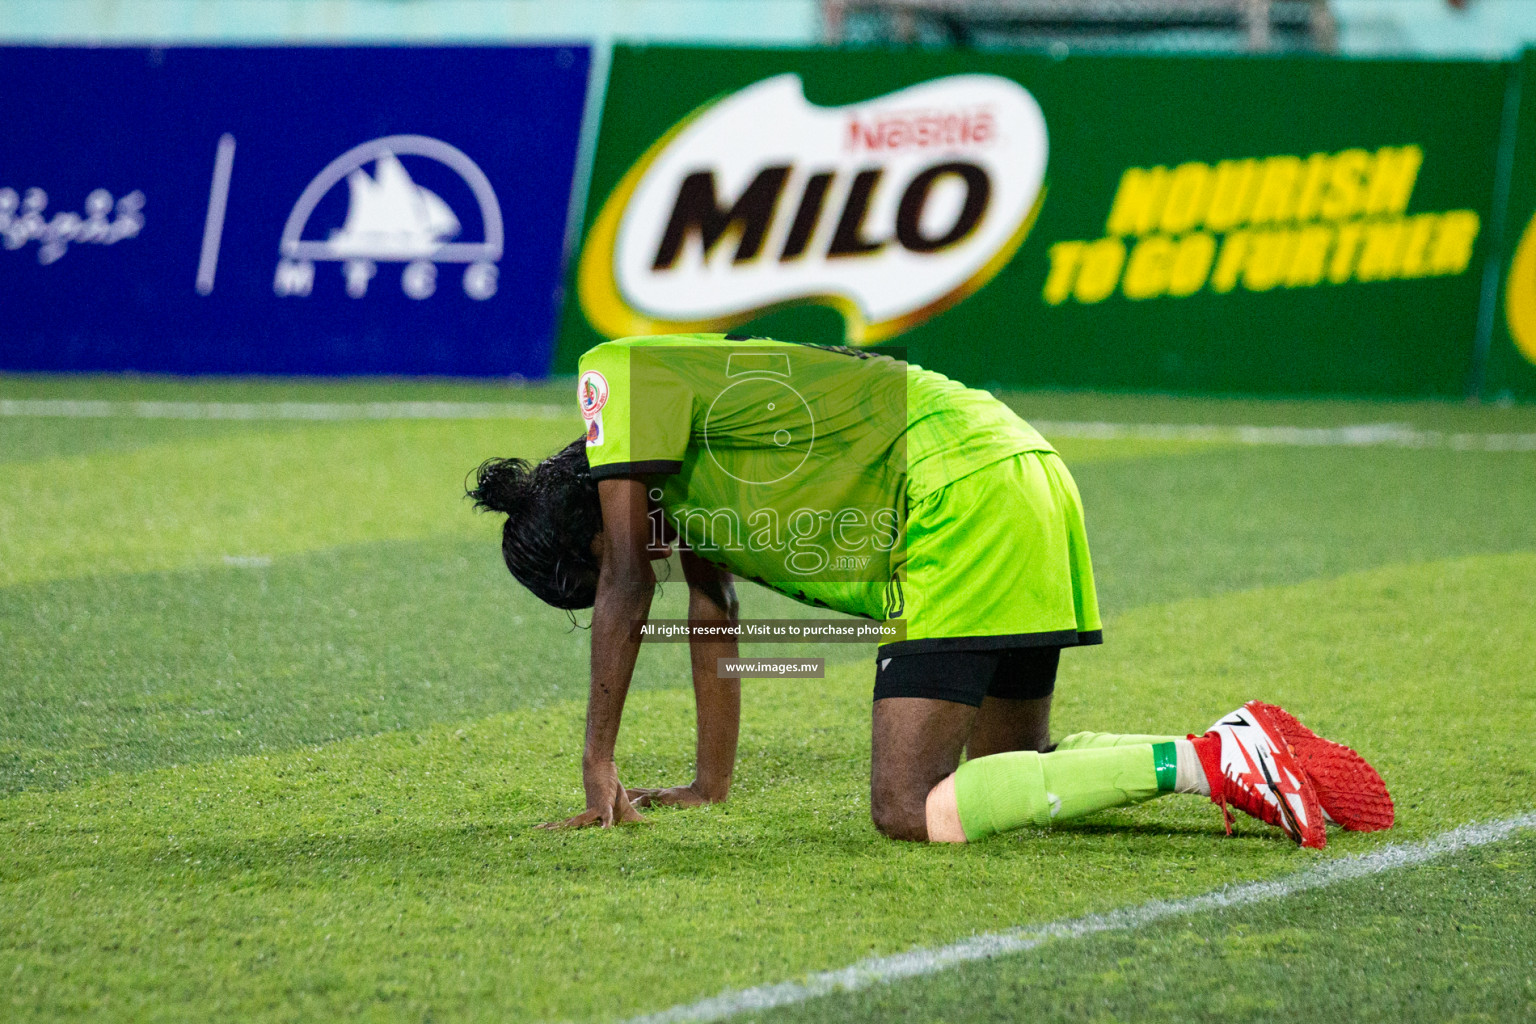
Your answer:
[467,440,602,610]
[468,456,535,516]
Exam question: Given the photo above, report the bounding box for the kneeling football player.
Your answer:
[470,333,1391,846]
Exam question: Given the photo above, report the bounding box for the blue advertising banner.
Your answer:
[0,46,589,376]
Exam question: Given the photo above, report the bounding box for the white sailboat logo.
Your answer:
[275,134,502,300]
[325,152,460,260]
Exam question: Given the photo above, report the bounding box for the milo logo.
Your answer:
[577,74,1048,344]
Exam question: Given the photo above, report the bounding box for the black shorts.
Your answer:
[872,646,1061,707]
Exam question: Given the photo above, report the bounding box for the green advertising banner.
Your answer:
[558,47,1509,397]
[1490,50,1536,400]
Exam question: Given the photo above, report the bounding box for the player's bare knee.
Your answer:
[870,789,928,841]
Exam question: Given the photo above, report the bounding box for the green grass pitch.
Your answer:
[1,374,1534,1022]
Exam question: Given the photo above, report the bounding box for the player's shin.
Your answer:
[1056,732,1209,794]
[933,742,1183,842]
[1055,731,1180,749]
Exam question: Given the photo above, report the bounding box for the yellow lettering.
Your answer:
[1090,146,1452,294]
[1320,149,1370,221]
[1210,231,1251,293]
[1250,156,1303,225]
[1074,238,1127,303]
[1355,219,1408,281]
[1159,162,1213,234]
[1364,145,1423,217]
[1106,167,1169,236]
[1169,233,1217,296]
[1396,213,1438,278]
[1328,221,1365,283]
[1243,229,1295,291]
[1292,152,1332,221]
[1204,159,1260,232]
[1427,210,1480,275]
[1123,235,1176,300]
[1285,225,1333,287]
[1043,241,1085,305]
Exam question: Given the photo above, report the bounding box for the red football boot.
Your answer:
[1191,701,1327,849]
[1246,701,1394,832]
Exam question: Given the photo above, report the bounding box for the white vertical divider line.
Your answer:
[558,36,613,294]
[195,133,237,296]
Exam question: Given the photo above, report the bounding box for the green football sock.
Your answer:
[952,742,1179,841]
[1054,731,1182,749]
[1054,731,1210,796]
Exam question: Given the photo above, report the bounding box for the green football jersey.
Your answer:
[576,334,1053,619]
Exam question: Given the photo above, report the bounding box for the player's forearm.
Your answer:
[687,585,741,800]
[688,641,740,798]
[582,575,653,766]
[690,669,740,800]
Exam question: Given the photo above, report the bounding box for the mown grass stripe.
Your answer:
[626,811,1536,1024]
[5,401,1534,451]
[0,399,571,421]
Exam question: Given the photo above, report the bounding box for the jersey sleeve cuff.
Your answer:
[588,459,684,480]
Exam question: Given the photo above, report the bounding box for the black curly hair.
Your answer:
[467,438,603,609]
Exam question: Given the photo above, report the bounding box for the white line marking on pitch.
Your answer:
[625,811,1536,1024]
[1,404,1532,450]
[1032,419,1536,452]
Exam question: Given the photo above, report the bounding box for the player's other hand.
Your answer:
[538,758,647,829]
[625,782,719,809]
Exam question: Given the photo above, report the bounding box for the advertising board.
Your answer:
[559,47,1507,397]
[1491,49,1536,400]
[0,46,589,376]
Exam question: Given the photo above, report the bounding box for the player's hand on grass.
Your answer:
[625,783,717,809]
[538,758,647,829]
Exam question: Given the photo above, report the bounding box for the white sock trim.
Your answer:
[1174,738,1209,796]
